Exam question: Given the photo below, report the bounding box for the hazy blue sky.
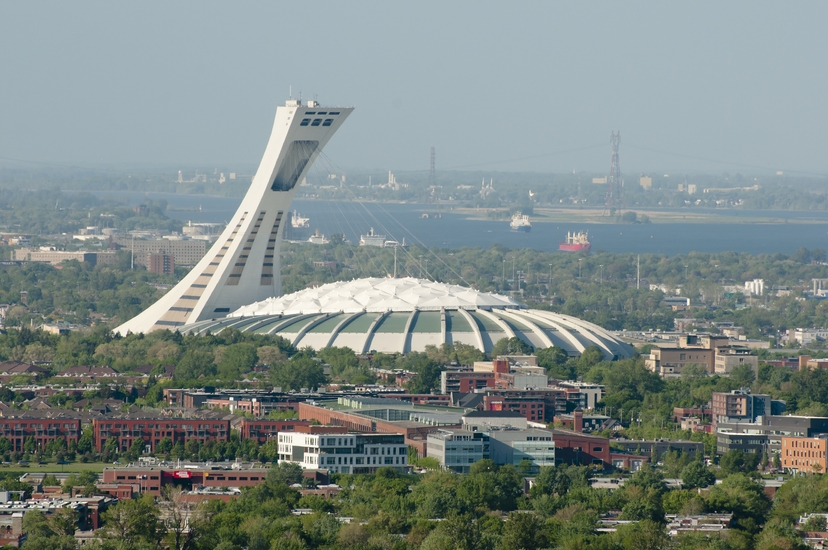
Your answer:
[1,2,827,176]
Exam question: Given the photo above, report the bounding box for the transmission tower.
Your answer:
[604,132,621,216]
[428,146,439,205]
[428,147,436,188]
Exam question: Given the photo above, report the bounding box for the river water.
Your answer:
[89,191,828,256]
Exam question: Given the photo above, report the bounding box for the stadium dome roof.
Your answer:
[181,277,633,359]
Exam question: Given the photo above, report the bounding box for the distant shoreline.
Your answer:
[67,189,828,225]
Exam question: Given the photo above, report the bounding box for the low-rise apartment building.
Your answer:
[440,370,495,394]
[92,416,230,453]
[711,390,785,426]
[0,415,81,452]
[482,388,568,422]
[277,432,408,474]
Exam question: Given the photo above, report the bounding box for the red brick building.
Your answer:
[0,416,81,452]
[102,466,270,496]
[482,388,568,422]
[92,417,230,453]
[239,419,312,444]
[440,371,496,393]
[552,429,612,468]
[148,252,175,275]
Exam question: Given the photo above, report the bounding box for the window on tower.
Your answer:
[270,140,319,192]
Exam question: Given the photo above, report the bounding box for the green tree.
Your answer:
[536,346,572,379]
[218,343,257,380]
[175,349,215,380]
[491,337,533,358]
[98,495,165,547]
[729,364,756,387]
[267,462,304,486]
[705,473,770,533]
[41,474,60,487]
[270,356,326,391]
[681,461,715,489]
[499,511,546,550]
[399,352,444,394]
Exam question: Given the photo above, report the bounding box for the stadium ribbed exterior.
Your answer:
[179,277,634,359]
[116,100,353,335]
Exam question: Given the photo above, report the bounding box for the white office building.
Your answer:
[427,429,490,474]
[487,428,556,472]
[277,432,408,474]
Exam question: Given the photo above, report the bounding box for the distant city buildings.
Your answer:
[716,414,828,455]
[112,237,206,267]
[744,278,764,296]
[13,248,117,266]
[788,329,828,347]
[644,334,759,379]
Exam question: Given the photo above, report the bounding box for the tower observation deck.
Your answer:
[116,99,353,334]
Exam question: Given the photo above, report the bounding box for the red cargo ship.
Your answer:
[559,231,591,252]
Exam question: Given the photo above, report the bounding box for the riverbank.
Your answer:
[455,206,828,225]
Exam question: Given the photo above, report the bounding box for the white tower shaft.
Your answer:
[116,100,353,334]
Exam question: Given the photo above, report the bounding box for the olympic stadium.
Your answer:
[115,98,632,361]
[179,277,634,358]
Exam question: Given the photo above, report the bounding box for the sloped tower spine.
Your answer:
[116,100,353,334]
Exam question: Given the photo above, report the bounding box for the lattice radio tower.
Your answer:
[604,132,622,216]
[428,146,436,187]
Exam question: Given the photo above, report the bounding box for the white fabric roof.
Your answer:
[229,277,523,316]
